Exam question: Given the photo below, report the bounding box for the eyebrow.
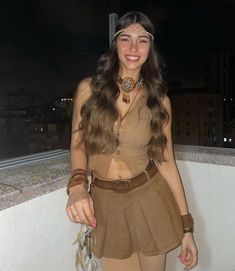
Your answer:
[119,34,150,39]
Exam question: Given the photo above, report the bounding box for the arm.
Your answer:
[70,78,91,172]
[157,95,197,270]
[157,95,188,215]
[66,78,96,228]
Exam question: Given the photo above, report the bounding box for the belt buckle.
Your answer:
[112,179,131,193]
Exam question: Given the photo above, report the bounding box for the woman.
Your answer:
[66,11,197,271]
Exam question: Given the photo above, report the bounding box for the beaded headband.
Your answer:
[113,26,154,40]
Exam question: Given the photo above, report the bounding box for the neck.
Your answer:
[119,68,140,82]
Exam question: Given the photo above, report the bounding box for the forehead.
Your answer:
[120,23,149,38]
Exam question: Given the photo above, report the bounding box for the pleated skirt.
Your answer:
[90,171,184,259]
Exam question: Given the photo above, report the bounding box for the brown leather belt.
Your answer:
[93,160,157,193]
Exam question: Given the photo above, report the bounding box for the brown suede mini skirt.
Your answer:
[90,170,184,259]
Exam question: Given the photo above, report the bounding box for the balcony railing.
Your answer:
[1,145,235,271]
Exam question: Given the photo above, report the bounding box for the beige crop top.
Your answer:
[88,91,152,178]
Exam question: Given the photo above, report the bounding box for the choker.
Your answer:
[117,75,143,104]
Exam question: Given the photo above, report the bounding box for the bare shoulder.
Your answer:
[75,77,92,102]
[161,95,171,110]
[162,95,171,108]
[77,77,92,91]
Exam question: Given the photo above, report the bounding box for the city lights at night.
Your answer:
[1,0,235,159]
[1,3,235,271]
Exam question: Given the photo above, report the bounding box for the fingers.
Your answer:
[81,200,95,225]
[178,247,198,270]
[185,248,198,270]
[66,206,77,222]
[66,195,96,227]
[66,203,81,223]
[178,245,187,266]
[179,233,198,270]
[71,204,84,223]
[89,196,95,217]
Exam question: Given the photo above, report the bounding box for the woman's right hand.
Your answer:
[66,185,96,228]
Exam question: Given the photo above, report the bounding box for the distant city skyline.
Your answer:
[1,0,235,102]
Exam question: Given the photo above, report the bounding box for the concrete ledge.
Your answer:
[174,144,235,167]
[0,153,70,211]
[1,145,235,211]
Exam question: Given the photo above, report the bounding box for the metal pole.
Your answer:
[109,13,118,47]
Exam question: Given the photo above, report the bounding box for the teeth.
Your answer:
[126,55,140,61]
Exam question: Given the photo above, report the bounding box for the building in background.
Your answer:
[205,51,235,124]
[205,51,235,147]
[27,96,73,153]
[28,121,71,152]
[54,97,73,119]
[170,88,223,147]
[27,96,73,154]
[0,92,73,160]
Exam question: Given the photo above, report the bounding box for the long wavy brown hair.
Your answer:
[78,11,169,163]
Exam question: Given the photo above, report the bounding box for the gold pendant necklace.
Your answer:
[117,75,143,104]
[118,86,141,127]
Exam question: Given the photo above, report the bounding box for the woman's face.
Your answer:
[116,23,151,74]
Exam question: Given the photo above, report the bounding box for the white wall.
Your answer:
[0,189,82,271]
[166,161,235,271]
[1,160,235,271]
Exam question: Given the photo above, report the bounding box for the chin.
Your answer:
[124,63,143,71]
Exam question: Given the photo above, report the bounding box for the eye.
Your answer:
[139,39,149,43]
[120,37,130,42]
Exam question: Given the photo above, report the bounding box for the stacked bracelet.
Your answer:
[67,168,88,195]
[181,213,194,233]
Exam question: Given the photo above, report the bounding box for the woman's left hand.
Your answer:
[178,233,198,270]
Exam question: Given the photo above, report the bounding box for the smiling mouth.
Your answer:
[125,55,140,61]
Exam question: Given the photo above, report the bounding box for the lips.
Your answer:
[125,55,140,62]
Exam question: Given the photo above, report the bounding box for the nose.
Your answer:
[130,40,137,52]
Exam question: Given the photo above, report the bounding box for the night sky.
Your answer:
[1,0,235,105]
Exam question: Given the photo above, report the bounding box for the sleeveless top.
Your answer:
[88,91,152,178]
